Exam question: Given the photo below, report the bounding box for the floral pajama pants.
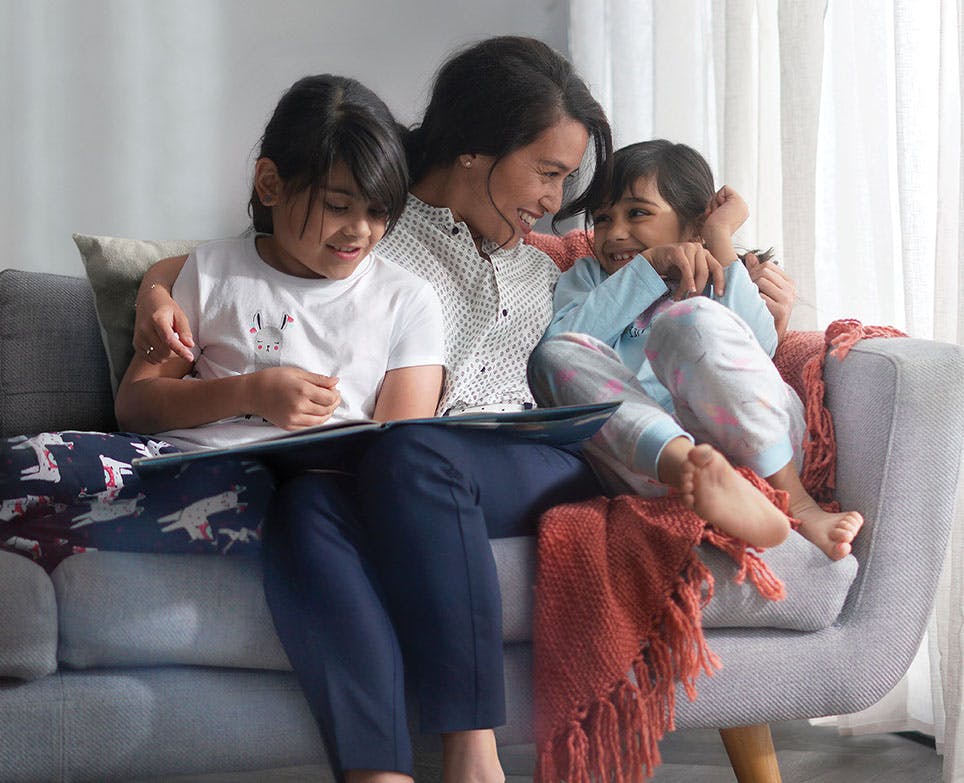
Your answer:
[528,297,806,497]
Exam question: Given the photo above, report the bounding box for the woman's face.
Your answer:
[464,116,589,248]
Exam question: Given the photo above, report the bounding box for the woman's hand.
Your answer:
[249,367,342,430]
[133,255,194,364]
[643,242,726,300]
[745,253,796,343]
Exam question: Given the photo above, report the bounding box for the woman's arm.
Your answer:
[372,365,444,421]
[134,255,193,363]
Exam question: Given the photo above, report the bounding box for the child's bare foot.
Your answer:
[791,499,863,560]
[680,444,790,548]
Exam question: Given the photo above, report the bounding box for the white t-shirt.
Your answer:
[376,195,560,414]
[158,235,444,450]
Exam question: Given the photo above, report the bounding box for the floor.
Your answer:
[141,720,942,782]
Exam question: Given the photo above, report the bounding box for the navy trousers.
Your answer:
[261,425,601,779]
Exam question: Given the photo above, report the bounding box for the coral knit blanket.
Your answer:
[528,224,905,783]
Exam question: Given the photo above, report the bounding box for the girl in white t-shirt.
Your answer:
[1,75,442,568]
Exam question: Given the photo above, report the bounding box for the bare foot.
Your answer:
[681,444,791,548]
[791,498,863,560]
[441,729,505,783]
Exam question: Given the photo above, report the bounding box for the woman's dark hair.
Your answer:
[404,36,612,232]
[602,139,773,262]
[249,74,409,236]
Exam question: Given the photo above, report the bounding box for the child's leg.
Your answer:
[1,431,271,570]
[646,298,862,558]
[766,462,863,560]
[529,333,790,548]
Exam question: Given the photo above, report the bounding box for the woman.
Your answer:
[134,36,612,783]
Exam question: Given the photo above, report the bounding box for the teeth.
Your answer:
[519,211,538,227]
[609,251,638,263]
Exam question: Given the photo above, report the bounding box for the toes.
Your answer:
[687,443,715,468]
[832,540,852,560]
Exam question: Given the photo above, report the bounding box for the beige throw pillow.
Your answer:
[72,234,202,394]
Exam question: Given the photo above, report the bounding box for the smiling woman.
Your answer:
[131,36,613,783]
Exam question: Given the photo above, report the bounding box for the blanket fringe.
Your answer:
[535,549,720,782]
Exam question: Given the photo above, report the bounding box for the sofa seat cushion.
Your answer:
[49,530,856,672]
[52,552,290,671]
[495,530,857,641]
[0,550,58,680]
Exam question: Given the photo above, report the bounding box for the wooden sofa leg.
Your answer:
[719,724,783,783]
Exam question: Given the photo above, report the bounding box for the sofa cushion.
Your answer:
[496,530,857,641]
[72,234,202,393]
[0,269,116,437]
[0,549,58,680]
[52,551,290,671]
[50,531,856,672]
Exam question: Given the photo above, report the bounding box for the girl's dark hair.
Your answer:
[249,74,409,235]
[404,36,612,233]
[602,139,773,262]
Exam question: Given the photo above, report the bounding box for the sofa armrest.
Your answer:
[823,337,963,690]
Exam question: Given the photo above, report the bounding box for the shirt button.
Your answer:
[480,367,486,373]
[451,227,460,236]
[502,309,508,316]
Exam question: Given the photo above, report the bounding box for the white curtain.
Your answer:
[570,1,964,780]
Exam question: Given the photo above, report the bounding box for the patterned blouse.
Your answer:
[377,195,560,414]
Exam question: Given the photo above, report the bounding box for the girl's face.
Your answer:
[460,116,589,248]
[591,175,699,275]
[257,160,388,280]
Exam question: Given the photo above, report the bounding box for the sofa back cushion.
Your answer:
[0,269,115,437]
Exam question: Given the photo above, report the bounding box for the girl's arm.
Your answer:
[700,186,749,267]
[372,365,444,421]
[115,354,341,434]
[134,255,194,363]
[545,256,670,344]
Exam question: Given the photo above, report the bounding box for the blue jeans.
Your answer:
[261,425,600,779]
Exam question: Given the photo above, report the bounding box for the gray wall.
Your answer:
[2,0,569,276]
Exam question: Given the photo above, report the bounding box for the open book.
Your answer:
[132,401,621,476]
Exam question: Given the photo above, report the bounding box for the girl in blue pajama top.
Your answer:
[529,139,863,560]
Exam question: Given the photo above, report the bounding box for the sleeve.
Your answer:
[170,249,203,362]
[385,281,445,371]
[709,261,778,357]
[544,255,670,345]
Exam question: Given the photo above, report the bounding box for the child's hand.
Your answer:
[746,253,796,343]
[643,242,726,299]
[702,185,749,238]
[133,283,195,364]
[250,367,342,430]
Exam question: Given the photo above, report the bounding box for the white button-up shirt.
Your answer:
[377,195,560,414]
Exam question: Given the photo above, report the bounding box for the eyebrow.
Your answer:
[324,186,358,198]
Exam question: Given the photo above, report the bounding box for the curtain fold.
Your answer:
[570,2,963,780]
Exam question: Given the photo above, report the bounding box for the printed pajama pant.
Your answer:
[528,297,806,497]
[0,430,273,571]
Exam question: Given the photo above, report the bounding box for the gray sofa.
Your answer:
[1,268,962,783]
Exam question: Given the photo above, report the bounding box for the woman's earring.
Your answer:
[461,157,472,168]
[262,195,274,206]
